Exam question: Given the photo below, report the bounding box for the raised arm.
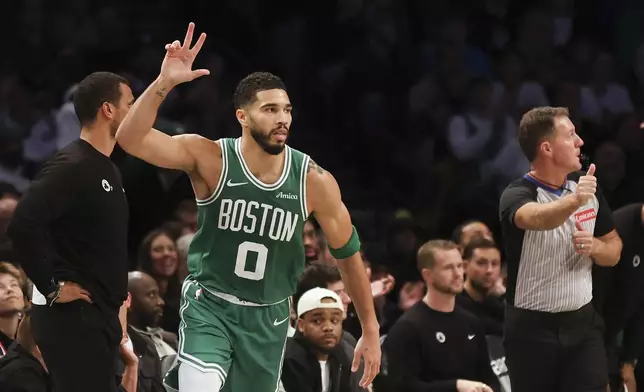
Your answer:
[116,82,200,171]
[306,159,380,388]
[116,22,210,172]
[503,166,597,231]
[513,196,582,231]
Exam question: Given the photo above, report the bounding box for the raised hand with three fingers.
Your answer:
[161,22,210,87]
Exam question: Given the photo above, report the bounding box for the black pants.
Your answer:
[31,300,122,392]
[504,303,608,392]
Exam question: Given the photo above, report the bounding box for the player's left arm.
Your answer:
[307,159,378,331]
[307,159,380,387]
[590,185,622,267]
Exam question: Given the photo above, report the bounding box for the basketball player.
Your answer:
[115,23,380,392]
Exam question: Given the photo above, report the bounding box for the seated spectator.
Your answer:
[451,220,494,250]
[383,240,499,392]
[303,218,322,264]
[137,228,182,333]
[295,262,357,338]
[294,262,368,391]
[0,290,139,392]
[127,271,178,357]
[0,262,26,356]
[456,236,505,336]
[121,288,170,392]
[0,313,52,392]
[281,287,354,392]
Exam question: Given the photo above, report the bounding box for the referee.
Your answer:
[7,72,134,392]
[593,203,644,392]
[499,107,622,392]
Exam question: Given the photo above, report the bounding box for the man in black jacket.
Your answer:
[282,288,354,392]
[0,314,52,392]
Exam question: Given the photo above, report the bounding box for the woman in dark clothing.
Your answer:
[137,229,182,334]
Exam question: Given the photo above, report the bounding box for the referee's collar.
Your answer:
[523,173,565,196]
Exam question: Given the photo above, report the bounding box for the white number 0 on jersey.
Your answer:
[234,241,268,281]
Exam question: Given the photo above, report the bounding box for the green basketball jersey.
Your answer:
[187,137,310,304]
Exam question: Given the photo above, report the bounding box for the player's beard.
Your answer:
[250,124,287,156]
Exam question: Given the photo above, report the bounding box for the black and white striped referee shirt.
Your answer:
[499,172,614,313]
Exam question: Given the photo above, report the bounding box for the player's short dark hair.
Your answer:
[233,72,286,109]
[73,72,129,127]
[518,106,570,162]
[417,239,458,271]
[294,262,342,307]
[462,236,498,260]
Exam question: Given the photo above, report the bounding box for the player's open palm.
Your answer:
[161,22,210,86]
[352,331,381,388]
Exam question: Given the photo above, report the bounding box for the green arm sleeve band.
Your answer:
[328,225,361,259]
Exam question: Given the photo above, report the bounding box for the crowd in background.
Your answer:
[1,0,644,391]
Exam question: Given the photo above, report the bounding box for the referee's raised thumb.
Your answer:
[586,163,596,176]
[575,220,584,231]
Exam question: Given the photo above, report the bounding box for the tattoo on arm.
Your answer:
[307,159,325,175]
[155,87,167,99]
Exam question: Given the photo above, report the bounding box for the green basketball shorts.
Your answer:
[164,278,290,392]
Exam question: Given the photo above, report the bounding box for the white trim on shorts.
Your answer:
[177,280,229,381]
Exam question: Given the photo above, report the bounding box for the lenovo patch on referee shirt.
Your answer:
[575,209,597,223]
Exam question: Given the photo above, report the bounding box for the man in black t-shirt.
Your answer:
[456,236,504,336]
[383,239,499,392]
[593,203,644,392]
[7,72,134,392]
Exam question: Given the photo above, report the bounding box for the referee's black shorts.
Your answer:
[31,300,122,392]
[503,302,608,392]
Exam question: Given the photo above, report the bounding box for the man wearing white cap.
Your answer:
[281,287,357,392]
